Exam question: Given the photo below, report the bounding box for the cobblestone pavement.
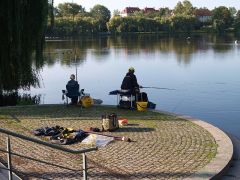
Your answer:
[0,112,217,179]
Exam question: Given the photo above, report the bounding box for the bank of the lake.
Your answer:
[0,105,232,179]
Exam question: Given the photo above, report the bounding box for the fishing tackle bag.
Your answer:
[102,113,119,132]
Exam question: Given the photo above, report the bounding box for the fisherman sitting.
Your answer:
[65,74,80,105]
[118,67,143,109]
[121,67,142,95]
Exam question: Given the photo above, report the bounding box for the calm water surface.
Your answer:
[27,34,240,137]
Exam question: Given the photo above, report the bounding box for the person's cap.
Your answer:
[70,74,75,80]
[128,67,135,72]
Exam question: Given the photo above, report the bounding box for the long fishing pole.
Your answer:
[141,86,176,90]
[72,0,77,81]
[74,45,77,81]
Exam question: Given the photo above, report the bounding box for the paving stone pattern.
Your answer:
[0,116,217,180]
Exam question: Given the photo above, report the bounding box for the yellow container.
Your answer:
[81,96,93,108]
[136,101,148,111]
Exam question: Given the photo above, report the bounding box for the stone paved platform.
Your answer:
[0,106,233,179]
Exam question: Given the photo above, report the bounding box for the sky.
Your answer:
[54,0,240,13]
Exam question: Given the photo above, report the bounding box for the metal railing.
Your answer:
[0,128,98,180]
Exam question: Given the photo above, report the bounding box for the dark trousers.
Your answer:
[71,96,78,104]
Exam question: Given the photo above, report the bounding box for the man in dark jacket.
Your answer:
[66,74,80,105]
[121,67,141,95]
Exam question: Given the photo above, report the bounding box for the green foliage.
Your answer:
[170,15,198,32]
[46,2,239,36]
[182,0,195,15]
[107,15,200,33]
[156,17,172,31]
[48,3,54,27]
[229,7,237,17]
[90,4,111,22]
[174,1,185,15]
[107,17,160,33]
[50,16,99,36]
[233,13,240,34]
[133,11,145,18]
[237,10,240,18]
[90,4,111,31]
[58,3,84,18]
[212,6,233,31]
[113,9,121,17]
[159,8,171,17]
[173,0,195,16]
[0,92,40,106]
[0,0,48,91]
[17,94,41,105]
[213,19,226,33]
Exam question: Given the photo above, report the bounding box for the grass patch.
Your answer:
[0,105,170,119]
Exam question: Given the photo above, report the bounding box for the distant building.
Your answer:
[121,7,141,17]
[143,7,158,14]
[120,7,159,16]
[195,9,212,22]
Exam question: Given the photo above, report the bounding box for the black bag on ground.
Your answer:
[50,129,87,145]
[147,101,156,109]
[32,126,64,136]
[102,113,119,132]
[137,92,148,102]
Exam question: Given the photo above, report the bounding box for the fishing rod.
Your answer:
[72,0,78,81]
[140,86,176,90]
[74,44,77,81]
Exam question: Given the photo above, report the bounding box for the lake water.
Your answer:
[26,34,240,137]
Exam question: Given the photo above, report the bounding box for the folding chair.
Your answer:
[117,90,136,109]
[62,89,84,105]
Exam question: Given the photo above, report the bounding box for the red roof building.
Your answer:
[143,7,158,13]
[121,7,159,16]
[121,7,141,16]
[195,9,212,22]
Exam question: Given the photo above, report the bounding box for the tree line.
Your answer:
[47,1,240,36]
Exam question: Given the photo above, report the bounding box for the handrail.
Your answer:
[0,127,98,180]
[0,128,98,153]
[0,148,80,172]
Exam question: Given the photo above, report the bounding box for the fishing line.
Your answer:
[141,86,176,90]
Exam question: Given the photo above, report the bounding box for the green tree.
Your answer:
[113,9,121,17]
[173,1,184,15]
[0,0,48,91]
[182,0,195,15]
[133,11,145,18]
[234,10,240,34]
[170,15,198,32]
[229,7,237,17]
[90,4,111,31]
[159,7,171,17]
[48,0,54,27]
[173,0,195,16]
[237,10,240,18]
[212,6,233,31]
[58,3,84,19]
[107,16,122,32]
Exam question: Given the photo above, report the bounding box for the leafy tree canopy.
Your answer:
[212,6,233,28]
[90,4,111,23]
[58,3,84,17]
[173,0,195,16]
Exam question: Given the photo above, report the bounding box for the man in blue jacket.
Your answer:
[66,74,80,105]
